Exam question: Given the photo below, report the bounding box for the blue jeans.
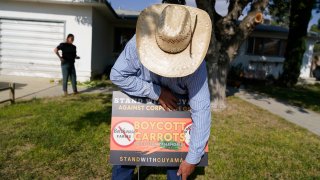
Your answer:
[112,165,180,180]
[61,63,77,92]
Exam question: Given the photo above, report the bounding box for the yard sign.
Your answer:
[109,91,208,167]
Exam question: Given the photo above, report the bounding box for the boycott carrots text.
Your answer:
[133,121,187,142]
[134,121,185,131]
[134,132,185,142]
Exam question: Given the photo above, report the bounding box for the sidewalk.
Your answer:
[235,88,320,136]
[0,75,114,102]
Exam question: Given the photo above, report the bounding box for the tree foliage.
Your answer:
[310,19,320,32]
[268,0,290,27]
[311,24,320,33]
[314,43,320,53]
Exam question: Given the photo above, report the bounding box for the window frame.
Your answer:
[246,36,287,57]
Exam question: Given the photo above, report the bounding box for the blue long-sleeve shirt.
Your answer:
[110,35,211,164]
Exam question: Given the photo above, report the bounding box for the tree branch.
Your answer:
[228,0,236,13]
[226,0,269,60]
[227,0,249,20]
[238,0,268,38]
[250,0,268,12]
[196,0,216,18]
[196,0,220,57]
[215,0,250,39]
[227,0,250,21]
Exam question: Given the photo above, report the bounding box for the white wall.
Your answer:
[91,8,114,77]
[0,0,93,81]
[300,37,316,78]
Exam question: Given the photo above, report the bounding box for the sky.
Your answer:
[108,0,320,31]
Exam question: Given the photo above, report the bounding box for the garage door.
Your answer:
[0,19,64,78]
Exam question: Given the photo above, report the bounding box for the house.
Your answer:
[105,9,320,80]
[107,10,320,81]
[1,1,317,81]
[231,25,320,80]
[0,0,135,82]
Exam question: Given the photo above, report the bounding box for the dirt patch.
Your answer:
[14,143,35,157]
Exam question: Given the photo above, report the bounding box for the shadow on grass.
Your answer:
[246,84,320,113]
[69,93,112,103]
[71,107,112,131]
[132,166,205,179]
[68,93,113,131]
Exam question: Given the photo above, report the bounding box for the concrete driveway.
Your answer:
[235,88,320,136]
[0,75,114,102]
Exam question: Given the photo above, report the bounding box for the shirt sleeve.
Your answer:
[57,43,63,50]
[74,46,77,59]
[184,61,211,164]
[110,35,161,100]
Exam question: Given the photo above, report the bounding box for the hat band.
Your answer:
[155,31,191,54]
[156,14,198,57]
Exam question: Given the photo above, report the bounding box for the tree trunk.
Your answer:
[207,59,229,110]
[195,0,268,110]
[206,44,230,111]
[280,0,315,86]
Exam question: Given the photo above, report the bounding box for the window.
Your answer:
[280,40,287,57]
[114,27,136,53]
[254,38,264,55]
[263,39,281,56]
[246,37,287,57]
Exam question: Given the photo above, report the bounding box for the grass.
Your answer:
[78,80,116,88]
[0,94,320,179]
[49,79,117,88]
[248,83,320,113]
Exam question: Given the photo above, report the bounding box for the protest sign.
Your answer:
[110,91,208,167]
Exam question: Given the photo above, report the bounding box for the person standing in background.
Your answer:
[54,34,80,96]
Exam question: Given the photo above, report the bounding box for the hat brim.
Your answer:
[136,4,212,78]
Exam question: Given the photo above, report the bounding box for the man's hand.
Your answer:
[177,160,196,180]
[158,87,178,111]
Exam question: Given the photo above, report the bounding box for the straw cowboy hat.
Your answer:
[136,4,212,77]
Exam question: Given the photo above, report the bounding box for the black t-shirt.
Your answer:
[57,43,77,64]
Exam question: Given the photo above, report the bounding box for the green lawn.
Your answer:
[1,94,320,179]
[51,79,117,88]
[248,83,320,113]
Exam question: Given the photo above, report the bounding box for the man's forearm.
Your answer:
[185,102,211,164]
[110,68,161,100]
[56,53,62,59]
[183,61,211,164]
[54,48,62,59]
